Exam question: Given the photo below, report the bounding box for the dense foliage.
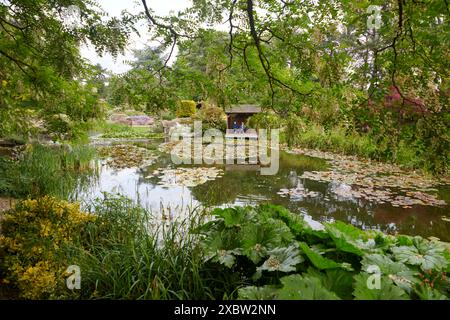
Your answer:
[0,144,95,199]
[198,204,450,300]
[1,196,449,300]
[99,0,449,174]
[0,196,95,299]
[176,100,197,118]
[0,0,136,137]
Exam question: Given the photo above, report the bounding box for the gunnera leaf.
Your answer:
[361,254,418,292]
[277,274,341,300]
[353,273,410,300]
[324,222,366,256]
[240,219,294,264]
[257,245,304,273]
[215,249,241,268]
[258,203,329,240]
[201,229,241,268]
[444,248,450,273]
[391,237,447,271]
[237,285,279,300]
[304,267,355,300]
[211,207,256,227]
[298,242,344,270]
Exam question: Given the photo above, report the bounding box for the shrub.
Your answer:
[0,197,95,299]
[44,114,72,140]
[176,100,197,118]
[247,112,283,131]
[285,114,307,147]
[193,106,227,132]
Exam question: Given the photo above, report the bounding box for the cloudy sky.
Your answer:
[80,0,192,74]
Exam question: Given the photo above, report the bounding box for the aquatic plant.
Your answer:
[0,144,95,199]
[196,204,450,300]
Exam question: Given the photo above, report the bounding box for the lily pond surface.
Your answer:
[73,139,450,242]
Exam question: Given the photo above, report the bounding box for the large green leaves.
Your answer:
[199,205,450,300]
[353,273,410,300]
[237,286,278,300]
[201,227,242,268]
[257,245,303,273]
[324,221,367,256]
[304,267,355,300]
[277,274,341,300]
[392,237,448,271]
[211,207,256,227]
[298,241,343,270]
[240,218,294,264]
[361,254,418,292]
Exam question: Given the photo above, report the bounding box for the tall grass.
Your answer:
[288,123,444,172]
[292,124,377,158]
[0,144,95,199]
[70,195,230,299]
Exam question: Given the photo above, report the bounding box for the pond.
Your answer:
[73,139,450,242]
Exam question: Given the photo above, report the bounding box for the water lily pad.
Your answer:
[97,144,157,169]
[289,147,447,208]
[156,167,223,187]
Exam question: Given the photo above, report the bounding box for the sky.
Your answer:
[80,0,192,74]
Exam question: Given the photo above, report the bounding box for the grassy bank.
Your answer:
[91,121,164,139]
[283,123,448,176]
[0,144,95,199]
[1,195,449,300]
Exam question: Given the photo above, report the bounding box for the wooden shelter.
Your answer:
[224,104,261,140]
[225,104,261,129]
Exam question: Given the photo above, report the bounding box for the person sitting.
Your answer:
[240,122,246,133]
[232,121,239,133]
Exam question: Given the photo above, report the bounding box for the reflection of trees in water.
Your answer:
[372,205,450,242]
[70,159,101,201]
[129,143,450,241]
[279,152,329,172]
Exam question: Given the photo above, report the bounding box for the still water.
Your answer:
[73,140,450,242]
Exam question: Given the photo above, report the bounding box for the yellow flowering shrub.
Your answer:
[0,196,95,299]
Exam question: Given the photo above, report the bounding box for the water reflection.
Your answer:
[73,141,450,242]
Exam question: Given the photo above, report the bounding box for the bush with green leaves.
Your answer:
[193,106,227,132]
[247,112,283,131]
[196,204,450,300]
[176,100,197,118]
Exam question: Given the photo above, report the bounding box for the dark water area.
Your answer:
[74,140,450,242]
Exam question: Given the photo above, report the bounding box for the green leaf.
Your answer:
[392,237,447,271]
[353,273,410,300]
[305,267,355,300]
[277,274,341,300]
[211,207,256,227]
[414,285,448,300]
[240,219,294,264]
[298,241,343,270]
[257,204,329,241]
[257,245,304,273]
[361,254,418,292]
[201,228,242,268]
[238,285,278,300]
[444,249,450,273]
[215,249,241,268]
[325,222,366,256]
